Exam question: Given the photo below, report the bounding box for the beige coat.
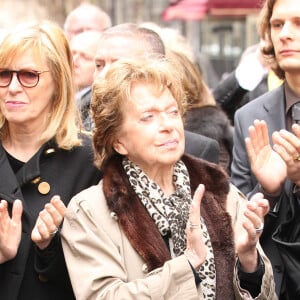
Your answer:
[61,156,277,300]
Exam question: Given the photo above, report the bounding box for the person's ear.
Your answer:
[113,139,128,155]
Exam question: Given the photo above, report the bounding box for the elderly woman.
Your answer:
[61,57,277,299]
[0,21,101,299]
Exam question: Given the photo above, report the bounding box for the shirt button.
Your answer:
[38,181,51,195]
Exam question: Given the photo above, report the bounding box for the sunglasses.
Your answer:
[0,69,50,88]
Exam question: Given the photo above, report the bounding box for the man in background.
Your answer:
[231,0,300,297]
[64,2,111,131]
[63,3,111,42]
[70,30,101,131]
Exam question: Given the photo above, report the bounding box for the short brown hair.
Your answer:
[91,56,186,169]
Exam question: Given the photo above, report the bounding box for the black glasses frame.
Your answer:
[0,69,50,88]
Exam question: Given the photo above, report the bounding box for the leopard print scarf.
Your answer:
[123,158,216,299]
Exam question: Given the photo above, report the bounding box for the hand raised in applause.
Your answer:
[272,124,300,186]
[31,195,66,250]
[184,184,206,270]
[245,119,286,194]
[0,199,23,263]
[236,192,269,272]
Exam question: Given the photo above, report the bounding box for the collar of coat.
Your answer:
[103,154,235,298]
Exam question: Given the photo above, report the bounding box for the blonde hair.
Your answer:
[91,56,186,169]
[0,20,81,149]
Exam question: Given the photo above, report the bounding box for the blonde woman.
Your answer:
[0,20,101,299]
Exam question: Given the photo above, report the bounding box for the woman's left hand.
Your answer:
[31,195,67,250]
[236,192,269,272]
[185,184,207,270]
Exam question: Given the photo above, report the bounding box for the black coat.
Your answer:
[185,106,233,174]
[0,133,102,300]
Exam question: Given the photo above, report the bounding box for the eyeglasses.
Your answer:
[0,69,50,88]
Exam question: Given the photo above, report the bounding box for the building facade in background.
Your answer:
[99,0,262,80]
[0,0,262,81]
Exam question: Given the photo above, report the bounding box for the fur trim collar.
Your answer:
[103,154,235,298]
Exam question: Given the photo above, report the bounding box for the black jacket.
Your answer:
[0,133,102,300]
[185,106,233,174]
[259,180,300,299]
[184,129,219,164]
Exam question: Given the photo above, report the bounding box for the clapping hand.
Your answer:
[0,199,23,263]
[185,184,206,270]
[273,124,300,186]
[31,195,66,250]
[236,192,269,272]
[245,119,287,194]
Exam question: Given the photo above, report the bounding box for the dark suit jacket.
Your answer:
[231,84,286,196]
[231,84,286,296]
[184,130,219,164]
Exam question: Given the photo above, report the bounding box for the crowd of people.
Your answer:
[0,0,299,299]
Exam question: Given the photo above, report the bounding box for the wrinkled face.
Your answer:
[94,36,146,79]
[113,82,185,176]
[270,0,300,75]
[0,49,55,129]
[71,34,98,91]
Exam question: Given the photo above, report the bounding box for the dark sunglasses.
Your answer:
[0,69,50,88]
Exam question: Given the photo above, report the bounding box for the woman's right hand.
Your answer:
[185,184,206,270]
[0,199,23,263]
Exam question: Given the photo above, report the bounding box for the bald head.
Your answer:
[100,23,165,55]
[94,23,165,79]
[64,3,111,41]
